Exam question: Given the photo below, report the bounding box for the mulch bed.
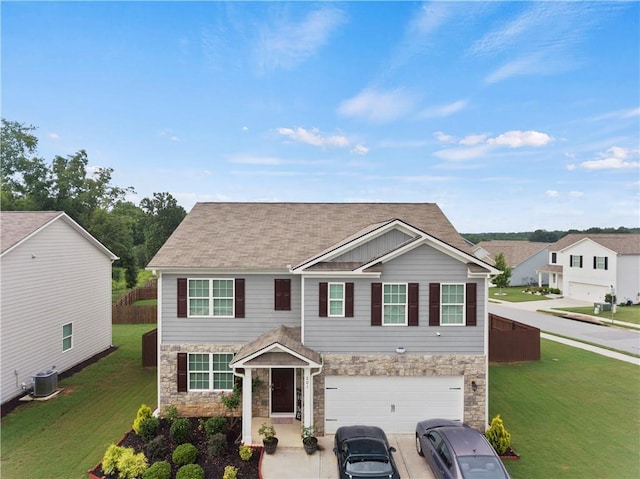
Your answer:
[89,417,261,478]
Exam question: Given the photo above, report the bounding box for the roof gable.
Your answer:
[551,234,640,255]
[473,240,550,267]
[147,202,477,271]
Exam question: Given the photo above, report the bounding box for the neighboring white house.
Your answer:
[0,211,118,406]
[537,234,640,304]
[473,240,550,286]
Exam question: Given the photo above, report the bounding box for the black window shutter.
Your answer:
[579,256,583,268]
[371,283,382,326]
[319,282,328,317]
[275,279,291,311]
[177,278,187,318]
[345,282,354,318]
[605,257,608,270]
[466,283,477,326]
[235,278,245,318]
[177,352,187,392]
[429,283,440,326]
[408,283,419,326]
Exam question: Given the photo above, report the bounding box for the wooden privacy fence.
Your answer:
[112,279,158,324]
[489,313,540,362]
[142,328,158,367]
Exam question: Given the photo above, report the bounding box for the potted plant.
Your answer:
[258,423,278,454]
[301,426,318,454]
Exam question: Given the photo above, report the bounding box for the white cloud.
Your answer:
[277,127,350,149]
[419,99,468,118]
[433,145,491,161]
[487,130,553,148]
[48,132,60,140]
[579,146,640,170]
[338,87,417,123]
[434,131,456,143]
[242,126,249,132]
[569,191,584,197]
[459,134,487,146]
[590,107,640,121]
[351,144,369,155]
[229,155,285,165]
[545,190,559,198]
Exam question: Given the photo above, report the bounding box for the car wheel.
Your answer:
[415,433,424,456]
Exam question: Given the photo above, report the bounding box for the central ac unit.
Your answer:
[32,370,58,397]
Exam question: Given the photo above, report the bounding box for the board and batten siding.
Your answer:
[333,229,412,263]
[304,244,486,354]
[1,219,113,404]
[161,274,302,344]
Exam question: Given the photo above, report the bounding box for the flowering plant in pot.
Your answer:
[258,423,278,454]
[301,426,318,454]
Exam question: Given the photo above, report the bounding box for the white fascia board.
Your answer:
[297,271,382,278]
[146,267,291,275]
[232,343,322,369]
[558,237,616,255]
[293,219,423,272]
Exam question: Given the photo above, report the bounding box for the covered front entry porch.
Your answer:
[230,325,323,445]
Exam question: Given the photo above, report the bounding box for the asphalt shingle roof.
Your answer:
[473,240,550,267]
[550,233,640,255]
[0,211,62,254]
[147,202,472,270]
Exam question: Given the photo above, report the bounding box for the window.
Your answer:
[570,255,583,268]
[383,283,407,325]
[594,256,608,270]
[187,353,234,391]
[274,279,291,311]
[441,284,465,325]
[188,279,234,317]
[62,323,73,352]
[328,283,345,317]
[551,252,557,264]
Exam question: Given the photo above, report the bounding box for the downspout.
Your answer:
[155,272,162,416]
[300,274,305,345]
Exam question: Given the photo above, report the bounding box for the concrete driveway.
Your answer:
[260,433,436,479]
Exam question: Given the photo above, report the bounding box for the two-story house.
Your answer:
[537,233,640,303]
[147,203,499,444]
[472,240,550,286]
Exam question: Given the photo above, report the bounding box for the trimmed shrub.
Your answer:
[170,417,192,444]
[145,435,169,463]
[172,443,198,466]
[223,465,238,479]
[204,415,227,436]
[208,432,227,458]
[138,416,160,442]
[101,444,125,476]
[485,414,512,455]
[116,448,148,479]
[176,463,204,479]
[163,404,179,422]
[142,461,171,479]
[133,404,153,434]
[239,444,253,461]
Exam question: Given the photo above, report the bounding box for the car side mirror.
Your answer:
[389,447,397,453]
[333,447,338,454]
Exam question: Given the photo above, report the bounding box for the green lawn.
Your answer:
[490,340,640,479]
[132,298,158,306]
[0,324,157,479]
[489,286,555,302]
[557,305,640,325]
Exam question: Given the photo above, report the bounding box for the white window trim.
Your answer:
[62,322,73,352]
[594,256,607,270]
[441,283,466,327]
[187,278,235,318]
[187,352,234,392]
[570,255,582,268]
[382,282,408,326]
[328,282,345,317]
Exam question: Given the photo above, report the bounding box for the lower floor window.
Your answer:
[188,352,234,391]
[62,323,73,351]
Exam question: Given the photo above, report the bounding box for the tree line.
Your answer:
[462,226,639,245]
[1,119,186,287]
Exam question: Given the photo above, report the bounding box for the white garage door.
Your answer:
[568,282,608,302]
[325,376,464,434]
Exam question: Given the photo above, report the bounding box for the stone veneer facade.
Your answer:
[160,345,486,435]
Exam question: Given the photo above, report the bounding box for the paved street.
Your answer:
[489,299,640,357]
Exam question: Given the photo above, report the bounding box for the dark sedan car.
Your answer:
[416,419,511,479]
[333,425,401,479]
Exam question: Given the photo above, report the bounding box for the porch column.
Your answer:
[537,271,543,287]
[241,367,253,445]
[303,368,313,429]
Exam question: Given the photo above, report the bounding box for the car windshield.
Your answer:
[457,455,509,479]
[346,456,393,477]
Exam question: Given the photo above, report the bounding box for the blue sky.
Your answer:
[3,1,639,233]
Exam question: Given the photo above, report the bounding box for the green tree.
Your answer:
[140,192,186,265]
[493,252,512,290]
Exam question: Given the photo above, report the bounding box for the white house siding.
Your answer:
[560,241,617,302]
[618,255,640,304]
[160,273,302,344]
[304,244,485,354]
[1,219,113,404]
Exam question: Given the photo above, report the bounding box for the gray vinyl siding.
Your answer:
[333,229,412,263]
[304,244,486,354]
[0,219,113,404]
[161,274,302,344]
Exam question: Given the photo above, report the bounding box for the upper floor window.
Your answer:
[383,283,407,325]
[570,255,583,268]
[188,279,234,317]
[594,256,608,270]
[329,283,345,317]
[187,352,234,391]
[62,323,73,352]
[551,252,557,264]
[441,284,465,325]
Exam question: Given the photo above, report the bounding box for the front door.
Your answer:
[271,368,294,414]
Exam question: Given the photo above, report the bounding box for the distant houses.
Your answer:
[473,240,550,287]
